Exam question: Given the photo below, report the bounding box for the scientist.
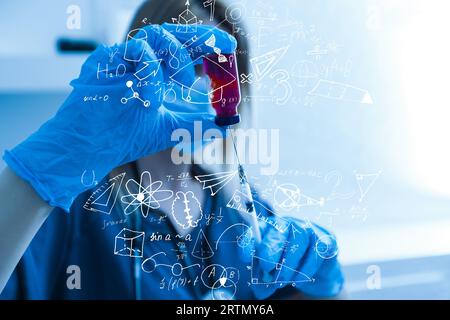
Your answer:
[0,0,344,299]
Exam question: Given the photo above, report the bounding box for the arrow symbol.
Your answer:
[134,59,162,81]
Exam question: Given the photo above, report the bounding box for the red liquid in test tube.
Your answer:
[203,52,262,244]
[203,53,241,126]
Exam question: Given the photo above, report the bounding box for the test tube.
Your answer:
[203,53,262,244]
[202,53,241,126]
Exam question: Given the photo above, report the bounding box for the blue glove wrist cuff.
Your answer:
[3,150,72,212]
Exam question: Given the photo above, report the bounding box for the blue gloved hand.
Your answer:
[241,217,344,299]
[3,24,237,212]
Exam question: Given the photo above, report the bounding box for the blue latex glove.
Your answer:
[241,217,344,299]
[3,24,237,212]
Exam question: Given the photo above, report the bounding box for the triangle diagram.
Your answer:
[251,255,313,284]
[205,34,216,47]
[250,46,289,81]
[92,183,114,206]
[356,171,381,202]
[192,229,214,260]
[226,190,253,214]
[83,173,125,214]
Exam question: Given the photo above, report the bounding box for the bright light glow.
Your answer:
[400,1,450,195]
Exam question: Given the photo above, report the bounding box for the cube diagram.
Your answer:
[114,228,145,258]
[176,9,197,33]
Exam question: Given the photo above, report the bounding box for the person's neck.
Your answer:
[136,148,191,185]
[136,149,205,236]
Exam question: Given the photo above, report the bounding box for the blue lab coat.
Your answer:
[0,173,343,300]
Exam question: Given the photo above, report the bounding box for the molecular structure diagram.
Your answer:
[121,80,150,107]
